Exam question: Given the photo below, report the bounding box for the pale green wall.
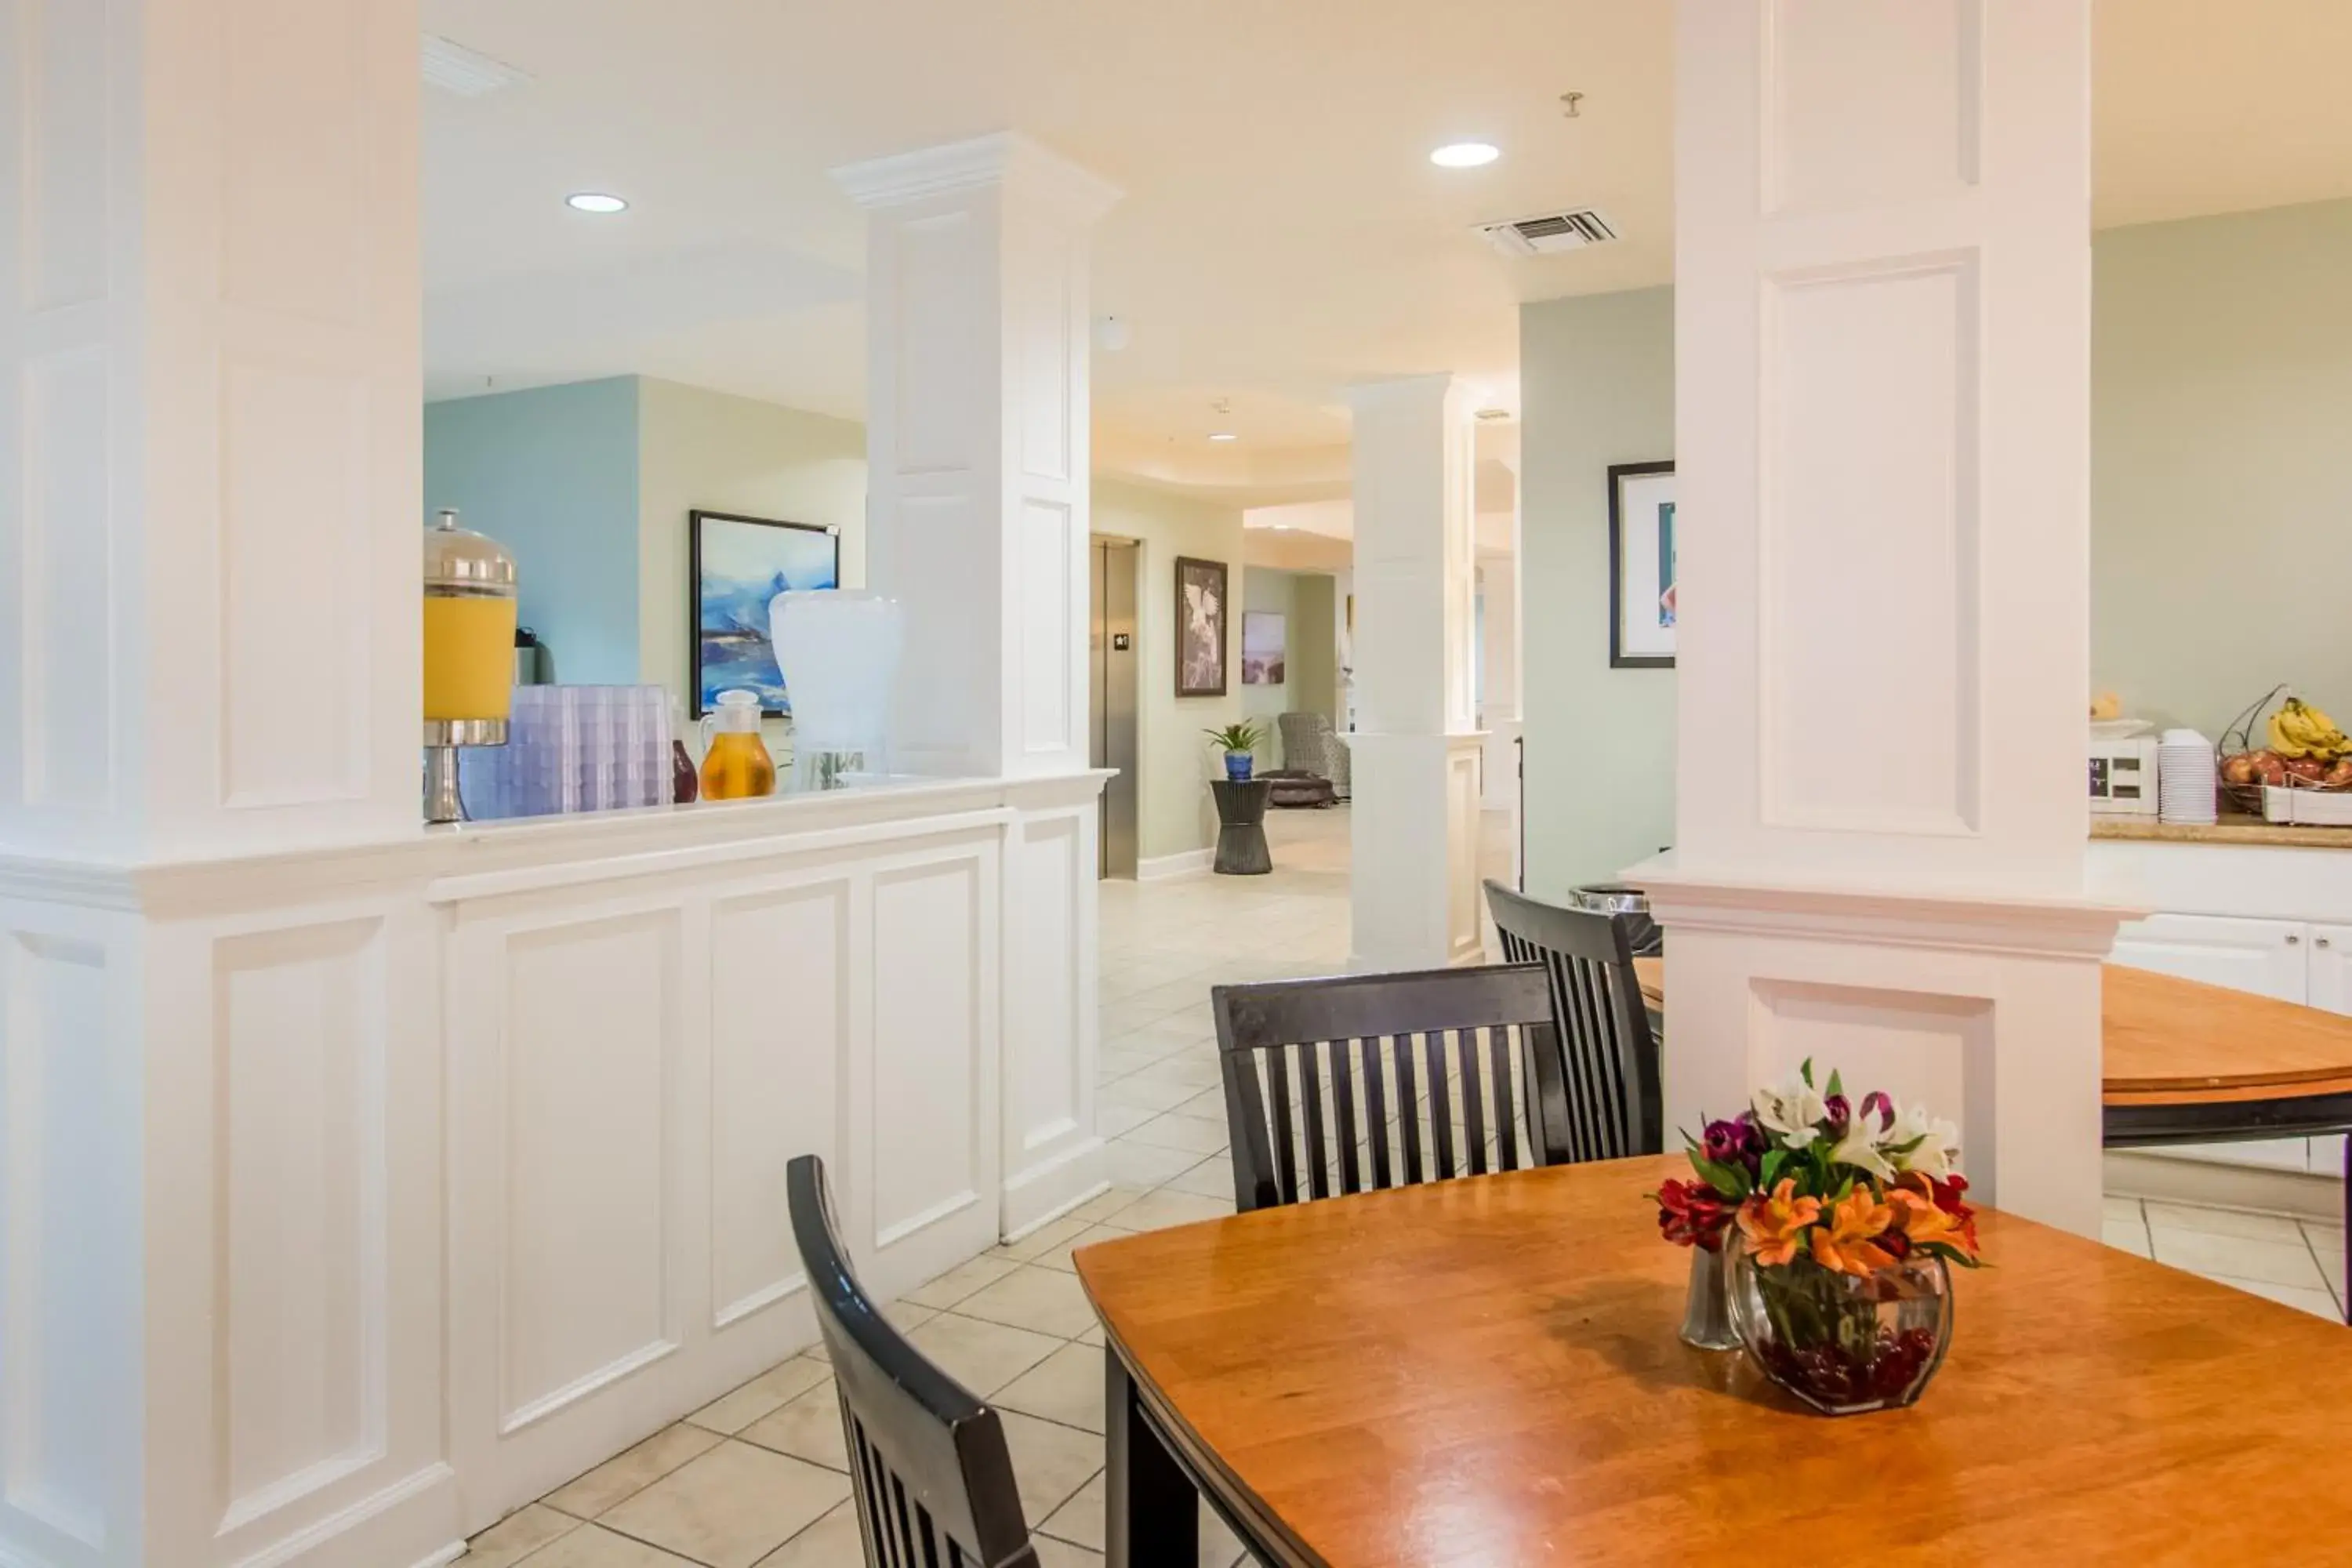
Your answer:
[1291,574,1339,731]
[1240,568,1297,765]
[1094,480,1246,864]
[1519,287,1678,898]
[636,379,869,733]
[423,377,643,684]
[2092,198,2352,739]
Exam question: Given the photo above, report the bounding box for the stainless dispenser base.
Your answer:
[423,719,508,825]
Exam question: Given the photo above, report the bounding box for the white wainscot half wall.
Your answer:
[0,775,1106,1567]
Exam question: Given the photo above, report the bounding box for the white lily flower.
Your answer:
[1751,1076,1831,1150]
[1886,1102,1962,1178]
[1828,1121,1896,1181]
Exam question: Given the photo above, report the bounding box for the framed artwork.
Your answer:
[1608,461,1677,669]
[1174,556,1229,697]
[1241,612,1287,685]
[690,510,840,717]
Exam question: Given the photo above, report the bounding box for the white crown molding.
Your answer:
[829,131,1122,223]
[1627,854,2143,961]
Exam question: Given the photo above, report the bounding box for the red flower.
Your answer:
[1656,1178,1735,1252]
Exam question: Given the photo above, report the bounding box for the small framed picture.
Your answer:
[1174,556,1229,697]
[1241,612,1287,685]
[1609,461,1677,669]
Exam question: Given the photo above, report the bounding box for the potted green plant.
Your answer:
[1203,720,1265,782]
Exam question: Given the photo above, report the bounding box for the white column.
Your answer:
[0,4,452,1568]
[1348,376,1486,971]
[0,0,423,865]
[1478,554,1521,817]
[832,136,1117,1236]
[1651,0,2127,1235]
[832,134,1119,782]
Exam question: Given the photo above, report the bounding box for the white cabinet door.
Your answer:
[2306,924,2352,1175]
[2111,914,2311,1172]
[2110,913,2307,999]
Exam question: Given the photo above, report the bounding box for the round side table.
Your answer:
[1209,779,1274,875]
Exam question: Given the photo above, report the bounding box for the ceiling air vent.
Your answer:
[1475,208,1619,259]
[422,34,533,98]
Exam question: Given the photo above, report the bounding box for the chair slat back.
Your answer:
[1482,880,1664,1163]
[786,1156,1038,1568]
[1211,965,1573,1212]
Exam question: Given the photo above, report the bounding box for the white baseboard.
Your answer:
[2103,1150,2341,1223]
[1135,848,1213,881]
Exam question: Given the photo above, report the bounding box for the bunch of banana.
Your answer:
[2269,697,2352,762]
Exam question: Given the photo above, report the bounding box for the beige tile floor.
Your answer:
[466,804,2343,1567]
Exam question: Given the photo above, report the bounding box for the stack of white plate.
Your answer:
[2158,728,2217,824]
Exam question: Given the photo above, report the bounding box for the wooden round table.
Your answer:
[2101,964,2352,1313]
[1076,1156,2352,1566]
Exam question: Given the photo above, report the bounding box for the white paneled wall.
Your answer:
[1,776,1105,1566]
[0,18,1115,1560]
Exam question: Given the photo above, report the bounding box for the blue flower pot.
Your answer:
[1224,752,1253,782]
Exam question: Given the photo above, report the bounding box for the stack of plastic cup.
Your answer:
[458,685,673,820]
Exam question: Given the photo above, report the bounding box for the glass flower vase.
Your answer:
[1725,1240,1954,1415]
[1678,1245,1740,1351]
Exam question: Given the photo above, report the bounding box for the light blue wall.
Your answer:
[424,378,643,685]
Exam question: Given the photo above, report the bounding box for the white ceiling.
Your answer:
[423,1,2352,504]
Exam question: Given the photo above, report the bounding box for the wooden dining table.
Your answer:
[1073,1155,2352,1567]
[1635,954,2352,1313]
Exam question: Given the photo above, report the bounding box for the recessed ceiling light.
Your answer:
[1208,432,1239,442]
[566,192,628,214]
[1430,142,1501,169]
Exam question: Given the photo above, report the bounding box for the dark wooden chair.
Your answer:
[1483,880,1664,1162]
[1211,965,1575,1211]
[786,1156,1038,1568]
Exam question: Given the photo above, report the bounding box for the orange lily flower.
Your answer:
[1736,1178,1823,1265]
[1809,1186,1898,1278]
[1889,1185,1978,1261]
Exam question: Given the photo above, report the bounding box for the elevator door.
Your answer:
[1091,539,1140,877]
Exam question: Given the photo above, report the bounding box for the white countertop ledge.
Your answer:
[0,769,1115,916]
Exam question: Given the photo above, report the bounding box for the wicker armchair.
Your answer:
[1276,712,1349,799]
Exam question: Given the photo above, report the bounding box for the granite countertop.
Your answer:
[2092,811,2352,849]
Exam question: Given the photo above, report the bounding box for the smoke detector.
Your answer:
[1475,208,1618,259]
[422,34,532,97]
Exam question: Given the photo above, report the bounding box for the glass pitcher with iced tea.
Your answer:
[697,690,776,800]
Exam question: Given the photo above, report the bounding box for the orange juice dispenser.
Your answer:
[422,507,517,822]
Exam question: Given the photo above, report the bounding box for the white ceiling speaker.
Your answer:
[1092,315,1132,353]
[422,34,532,97]
[1475,207,1619,258]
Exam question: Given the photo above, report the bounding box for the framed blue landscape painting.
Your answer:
[691,510,840,717]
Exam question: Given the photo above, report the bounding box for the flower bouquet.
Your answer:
[1651,1062,1982,1415]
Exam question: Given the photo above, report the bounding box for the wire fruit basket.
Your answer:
[2217,683,2352,815]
